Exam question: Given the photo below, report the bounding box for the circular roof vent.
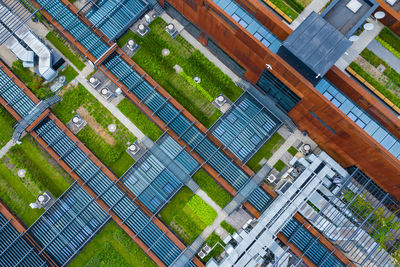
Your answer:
[138,24,146,34]
[17,169,26,178]
[89,77,97,84]
[72,116,81,124]
[101,88,109,95]
[167,23,175,33]
[129,144,140,154]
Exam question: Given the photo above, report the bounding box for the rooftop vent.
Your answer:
[215,95,226,107]
[137,24,149,36]
[129,143,140,155]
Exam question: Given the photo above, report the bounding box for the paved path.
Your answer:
[160,13,241,84]
[290,0,331,30]
[0,139,16,159]
[335,19,383,71]
[368,39,400,73]
[75,67,147,141]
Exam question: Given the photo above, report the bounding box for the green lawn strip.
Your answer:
[117,98,163,141]
[349,62,400,108]
[187,195,217,225]
[59,65,78,84]
[247,132,284,172]
[288,146,298,156]
[0,164,43,226]
[53,84,136,174]
[378,28,400,55]
[270,0,299,19]
[0,107,16,147]
[273,159,287,172]
[160,187,215,244]
[120,17,240,128]
[221,221,236,235]
[69,222,156,267]
[192,169,232,208]
[201,232,225,263]
[46,31,85,70]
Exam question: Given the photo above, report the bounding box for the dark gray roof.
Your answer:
[283,12,351,77]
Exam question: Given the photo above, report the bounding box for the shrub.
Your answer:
[187,195,217,225]
[221,221,236,235]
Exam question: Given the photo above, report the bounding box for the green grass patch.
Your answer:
[273,159,287,172]
[0,136,71,225]
[70,221,156,267]
[187,195,217,225]
[378,28,400,55]
[53,84,136,174]
[349,62,400,109]
[270,0,299,19]
[221,221,236,235]
[192,169,232,208]
[117,98,163,141]
[201,232,225,263]
[288,146,298,156]
[59,65,78,84]
[46,31,85,70]
[0,107,16,147]
[160,187,216,244]
[247,132,284,172]
[118,17,240,128]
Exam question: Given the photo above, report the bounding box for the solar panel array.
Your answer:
[316,78,400,160]
[212,0,282,53]
[86,0,149,40]
[0,67,36,118]
[36,0,109,59]
[0,214,47,267]
[281,218,344,267]
[248,187,272,213]
[27,183,110,266]
[104,54,251,191]
[211,93,282,162]
[34,117,183,265]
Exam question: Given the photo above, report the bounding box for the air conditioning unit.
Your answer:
[267,174,276,183]
[128,143,140,155]
[198,250,206,259]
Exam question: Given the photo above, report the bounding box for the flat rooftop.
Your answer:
[321,0,378,37]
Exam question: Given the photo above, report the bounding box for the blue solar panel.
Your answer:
[86,0,149,40]
[248,187,272,213]
[36,0,109,59]
[316,78,400,160]
[0,67,36,118]
[0,214,47,267]
[34,117,183,265]
[281,219,343,267]
[211,93,282,162]
[213,0,282,53]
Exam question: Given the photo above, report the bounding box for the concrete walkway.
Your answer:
[335,19,383,71]
[0,139,16,159]
[289,0,331,30]
[368,39,400,73]
[75,67,147,141]
[160,12,241,84]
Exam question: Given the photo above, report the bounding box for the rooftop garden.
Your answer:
[160,187,217,244]
[0,135,71,226]
[118,17,243,128]
[0,107,16,148]
[266,0,311,21]
[46,30,86,70]
[117,98,163,142]
[192,169,232,208]
[246,132,284,172]
[11,60,78,99]
[70,221,156,267]
[200,232,226,263]
[350,49,400,109]
[52,84,136,176]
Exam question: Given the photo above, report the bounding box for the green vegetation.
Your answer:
[273,159,286,172]
[247,132,284,172]
[117,98,163,141]
[0,107,16,147]
[201,232,225,263]
[343,191,400,260]
[59,65,78,84]
[187,195,217,225]
[70,222,156,267]
[192,169,232,208]
[0,136,71,225]
[53,84,136,174]
[270,0,300,19]
[160,187,216,244]
[221,221,236,235]
[118,18,241,128]
[378,28,400,56]
[349,62,400,109]
[46,31,86,70]
[307,200,320,213]
[288,146,298,156]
